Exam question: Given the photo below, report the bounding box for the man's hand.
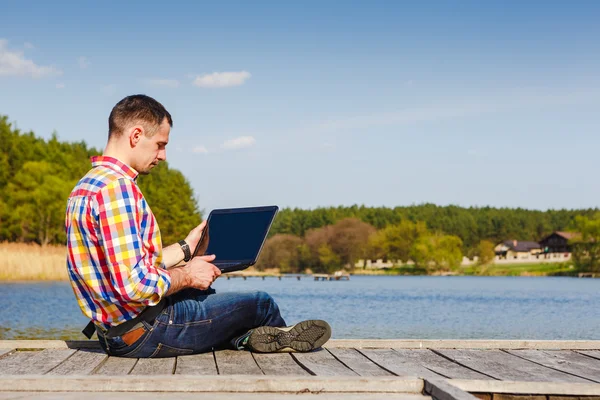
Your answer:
[185,220,209,256]
[183,254,222,290]
[166,254,221,295]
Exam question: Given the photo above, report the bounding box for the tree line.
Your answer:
[0,115,202,246]
[2,114,599,273]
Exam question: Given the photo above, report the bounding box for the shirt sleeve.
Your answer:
[94,177,171,306]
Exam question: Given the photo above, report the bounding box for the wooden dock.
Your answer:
[224,273,350,281]
[1,340,600,399]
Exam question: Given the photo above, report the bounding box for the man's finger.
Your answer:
[197,254,216,262]
[212,265,222,276]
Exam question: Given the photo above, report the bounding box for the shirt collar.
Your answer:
[91,156,139,180]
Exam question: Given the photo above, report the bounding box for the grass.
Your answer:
[0,242,68,281]
[353,262,577,277]
[460,262,576,276]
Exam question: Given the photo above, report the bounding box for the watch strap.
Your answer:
[178,240,192,262]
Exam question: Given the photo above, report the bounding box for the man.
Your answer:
[65,94,331,358]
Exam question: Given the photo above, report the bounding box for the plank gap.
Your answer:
[128,358,139,375]
[212,349,220,375]
[325,348,360,375]
[575,350,600,361]
[43,349,79,375]
[354,348,400,377]
[89,352,110,375]
[500,349,598,383]
[429,349,500,381]
[249,352,265,375]
[289,353,316,376]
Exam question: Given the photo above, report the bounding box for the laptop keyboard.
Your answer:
[216,262,239,269]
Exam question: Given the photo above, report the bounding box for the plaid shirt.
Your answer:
[65,156,171,328]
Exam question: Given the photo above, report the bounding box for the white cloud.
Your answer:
[145,78,180,88]
[0,39,62,78]
[192,146,209,154]
[23,42,35,50]
[78,56,90,69]
[55,83,65,89]
[193,71,251,88]
[221,136,256,150]
[101,84,117,95]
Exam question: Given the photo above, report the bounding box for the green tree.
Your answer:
[476,240,496,265]
[7,161,74,245]
[571,215,600,273]
[411,234,463,273]
[317,244,342,273]
[369,220,428,263]
[256,234,304,273]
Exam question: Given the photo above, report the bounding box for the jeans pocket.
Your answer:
[150,343,194,358]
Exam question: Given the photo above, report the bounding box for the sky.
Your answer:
[2,1,600,213]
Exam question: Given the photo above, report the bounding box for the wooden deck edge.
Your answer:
[325,339,600,349]
[447,379,600,396]
[3,339,600,350]
[425,379,479,400]
[0,375,424,393]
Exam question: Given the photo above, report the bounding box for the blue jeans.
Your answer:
[97,288,287,358]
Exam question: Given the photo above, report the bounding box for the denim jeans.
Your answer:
[97,288,287,358]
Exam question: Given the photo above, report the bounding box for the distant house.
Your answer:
[539,231,581,254]
[495,240,542,260]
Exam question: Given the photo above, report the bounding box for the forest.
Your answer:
[2,114,599,274]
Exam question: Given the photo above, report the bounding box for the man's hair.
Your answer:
[108,94,173,138]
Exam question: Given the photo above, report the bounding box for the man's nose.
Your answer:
[158,149,167,161]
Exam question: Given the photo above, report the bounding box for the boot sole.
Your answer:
[247,320,331,353]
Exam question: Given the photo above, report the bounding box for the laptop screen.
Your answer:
[194,206,278,263]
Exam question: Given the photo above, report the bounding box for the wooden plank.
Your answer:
[292,350,359,376]
[47,349,107,376]
[424,379,479,400]
[4,339,600,350]
[449,379,600,396]
[0,351,39,374]
[393,349,492,380]
[214,350,262,375]
[326,340,600,350]
[0,349,13,360]
[251,352,310,376]
[0,340,101,350]
[0,349,75,375]
[0,393,431,400]
[175,352,218,375]
[93,357,137,375]
[130,357,175,375]
[436,350,589,382]
[505,350,600,383]
[327,348,393,376]
[359,349,445,379]
[0,375,425,393]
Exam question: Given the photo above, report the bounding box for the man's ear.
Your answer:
[129,126,144,148]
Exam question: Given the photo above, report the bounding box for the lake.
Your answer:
[0,276,599,340]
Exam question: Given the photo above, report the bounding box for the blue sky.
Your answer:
[2,1,600,212]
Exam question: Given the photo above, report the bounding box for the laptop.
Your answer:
[191,205,279,273]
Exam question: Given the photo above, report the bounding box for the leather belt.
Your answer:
[82,298,168,339]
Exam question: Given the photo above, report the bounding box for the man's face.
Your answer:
[135,118,170,175]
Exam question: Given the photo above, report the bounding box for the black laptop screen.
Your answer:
[199,208,277,263]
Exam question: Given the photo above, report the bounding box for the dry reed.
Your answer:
[0,242,68,281]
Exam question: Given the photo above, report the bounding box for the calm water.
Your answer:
[1,276,599,340]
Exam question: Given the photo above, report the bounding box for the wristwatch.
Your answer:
[178,240,192,262]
